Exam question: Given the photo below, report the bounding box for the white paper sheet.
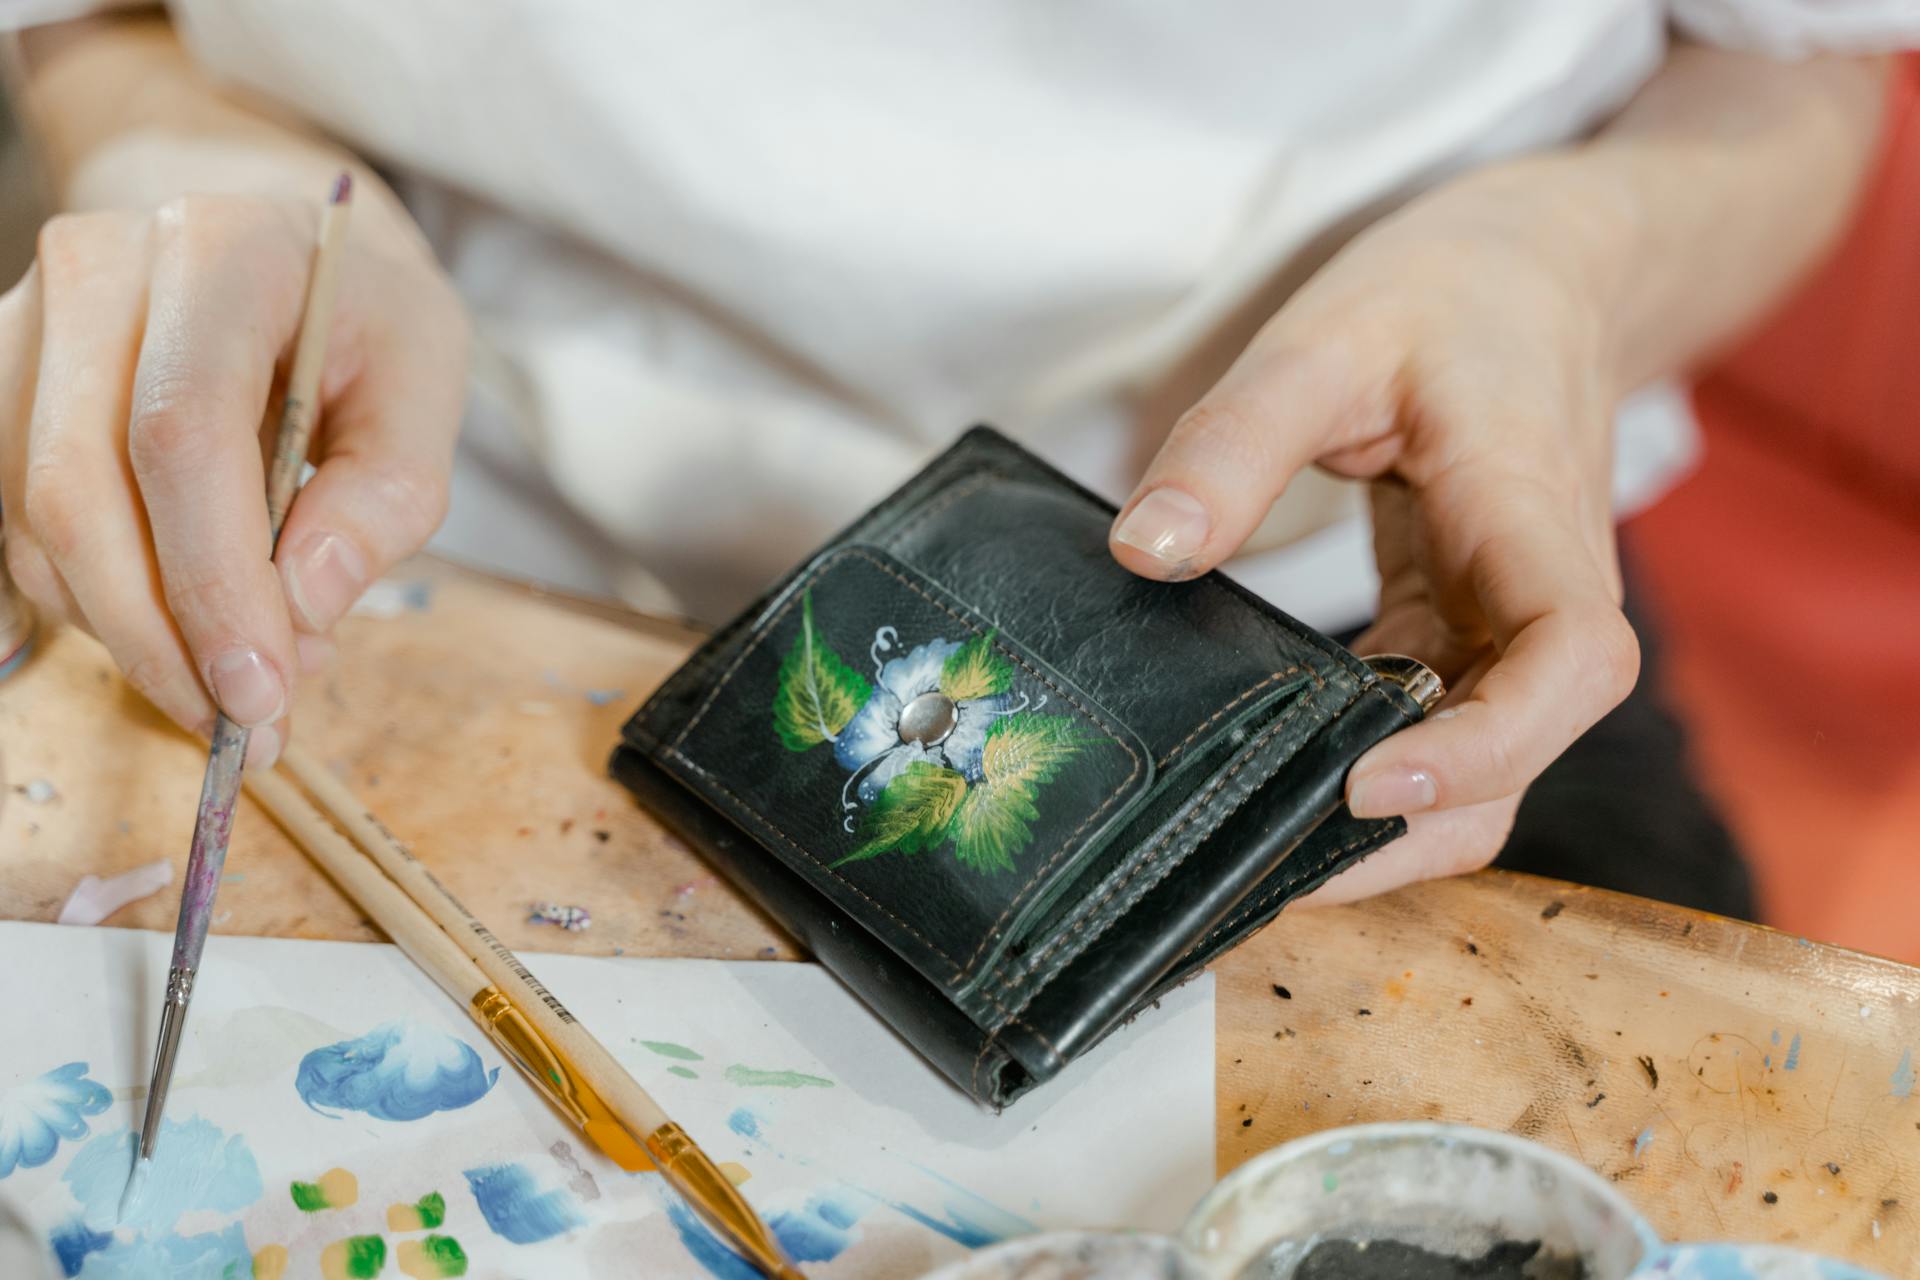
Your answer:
[0,922,1213,1280]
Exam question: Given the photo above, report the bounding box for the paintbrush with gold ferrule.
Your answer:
[246,755,805,1280]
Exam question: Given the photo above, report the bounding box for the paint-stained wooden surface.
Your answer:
[3,557,1917,1273]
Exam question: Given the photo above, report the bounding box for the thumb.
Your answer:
[1110,341,1393,581]
[274,342,464,635]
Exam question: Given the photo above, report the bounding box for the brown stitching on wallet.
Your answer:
[969,1011,1064,1099]
[1366,675,1422,729]
[971,1029,995,1097]
[990,671,1337,995]
[1189,825,1384,954]
[1155,668,1298,769]
[882,469,996,549]
[671,587,811,752]
[644,461,993,739]
[667,463,1001,750]
[1014,1016,1065,1067]
[847,548,1145,981]
[663,746,972,980]
[660,544,1143,987]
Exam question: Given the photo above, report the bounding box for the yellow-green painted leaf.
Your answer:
[951,778,1041,873]
[773,593,871,752]
[836,763,967,865]
[950,714,1087,873]
[938,632,1012,703]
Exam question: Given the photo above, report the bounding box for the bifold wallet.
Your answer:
[611,426,1440,1106]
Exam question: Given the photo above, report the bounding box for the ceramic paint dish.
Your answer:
[915,1124,1887,1280]
[1181,1123,1660,1279]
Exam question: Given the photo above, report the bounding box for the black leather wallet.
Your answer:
[611,427,1440,1106]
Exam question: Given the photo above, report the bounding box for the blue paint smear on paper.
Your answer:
[663,1191,760,1280]
[1634,1126,1656,1159]
[297,1021,499,1121]
[770,1192,865,1262]
[64,1119,260,1234]
[701,1110,1032,1257]
[68,1222,250,1279]
[882,1166,1036,1248]
[49,1219,112,1277]
[0,1062,111,1178]
[1893,1050,1915,1099]
[1771,1029,1781,1045]
[1764,1055,1772,1070]
[465,1161,586,1244]
[585,688,625,706]
[660,1179,865,1276]
[1785,1033,1802,1072]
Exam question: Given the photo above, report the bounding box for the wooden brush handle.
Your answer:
[274,745,672,1136]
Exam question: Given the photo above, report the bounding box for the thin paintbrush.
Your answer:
[128,174,354,1205]
[256,746,806,1280]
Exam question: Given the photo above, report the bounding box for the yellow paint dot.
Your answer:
[718,1161,752,1186]
[317,1167,360,1209]
[387,1202,425,1231]
[252,1244,289,1280]
[397,1240,431,1279]
[397,1236,467,1278]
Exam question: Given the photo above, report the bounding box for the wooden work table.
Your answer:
[4,558,1916,1273]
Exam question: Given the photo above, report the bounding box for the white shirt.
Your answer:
[26,0,1919,624]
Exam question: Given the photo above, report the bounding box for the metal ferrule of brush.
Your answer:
[137,967,196,1158]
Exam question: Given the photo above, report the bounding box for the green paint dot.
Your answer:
[723,1064,834,1089]
[419,1235,468,1277]
[343,1236,386,1279]
[668,1065,699,1079]
[415,1191,446,1230]
[639,1039,704,1061]
[290,1179,330,1212]
[548,1068,563,1085]
[1322,1173,1339,1193]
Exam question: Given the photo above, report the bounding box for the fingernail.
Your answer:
[1349,767,1437,818]
[1114,488,1211,569]
[244,724,282,772]
[296,633,335,676]
[208,648,286,727]
[285,533,367,631]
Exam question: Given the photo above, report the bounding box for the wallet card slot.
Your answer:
[660,544,1157,1002]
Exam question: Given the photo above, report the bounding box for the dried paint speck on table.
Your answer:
[0,920,1213,1278]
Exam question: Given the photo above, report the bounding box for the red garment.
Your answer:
[1625,58,1920,961]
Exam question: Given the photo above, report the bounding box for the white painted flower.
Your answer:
[834,637,1025,805]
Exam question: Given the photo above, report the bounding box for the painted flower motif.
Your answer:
[772,592,1095,872]
[295,1021,500,1122]
[0,1061,109,1179]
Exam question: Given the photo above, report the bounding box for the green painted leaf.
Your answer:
[939,631,1012,703]
[950,714,1087,873]
[835,762,968,865]
[773,593,871,751]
